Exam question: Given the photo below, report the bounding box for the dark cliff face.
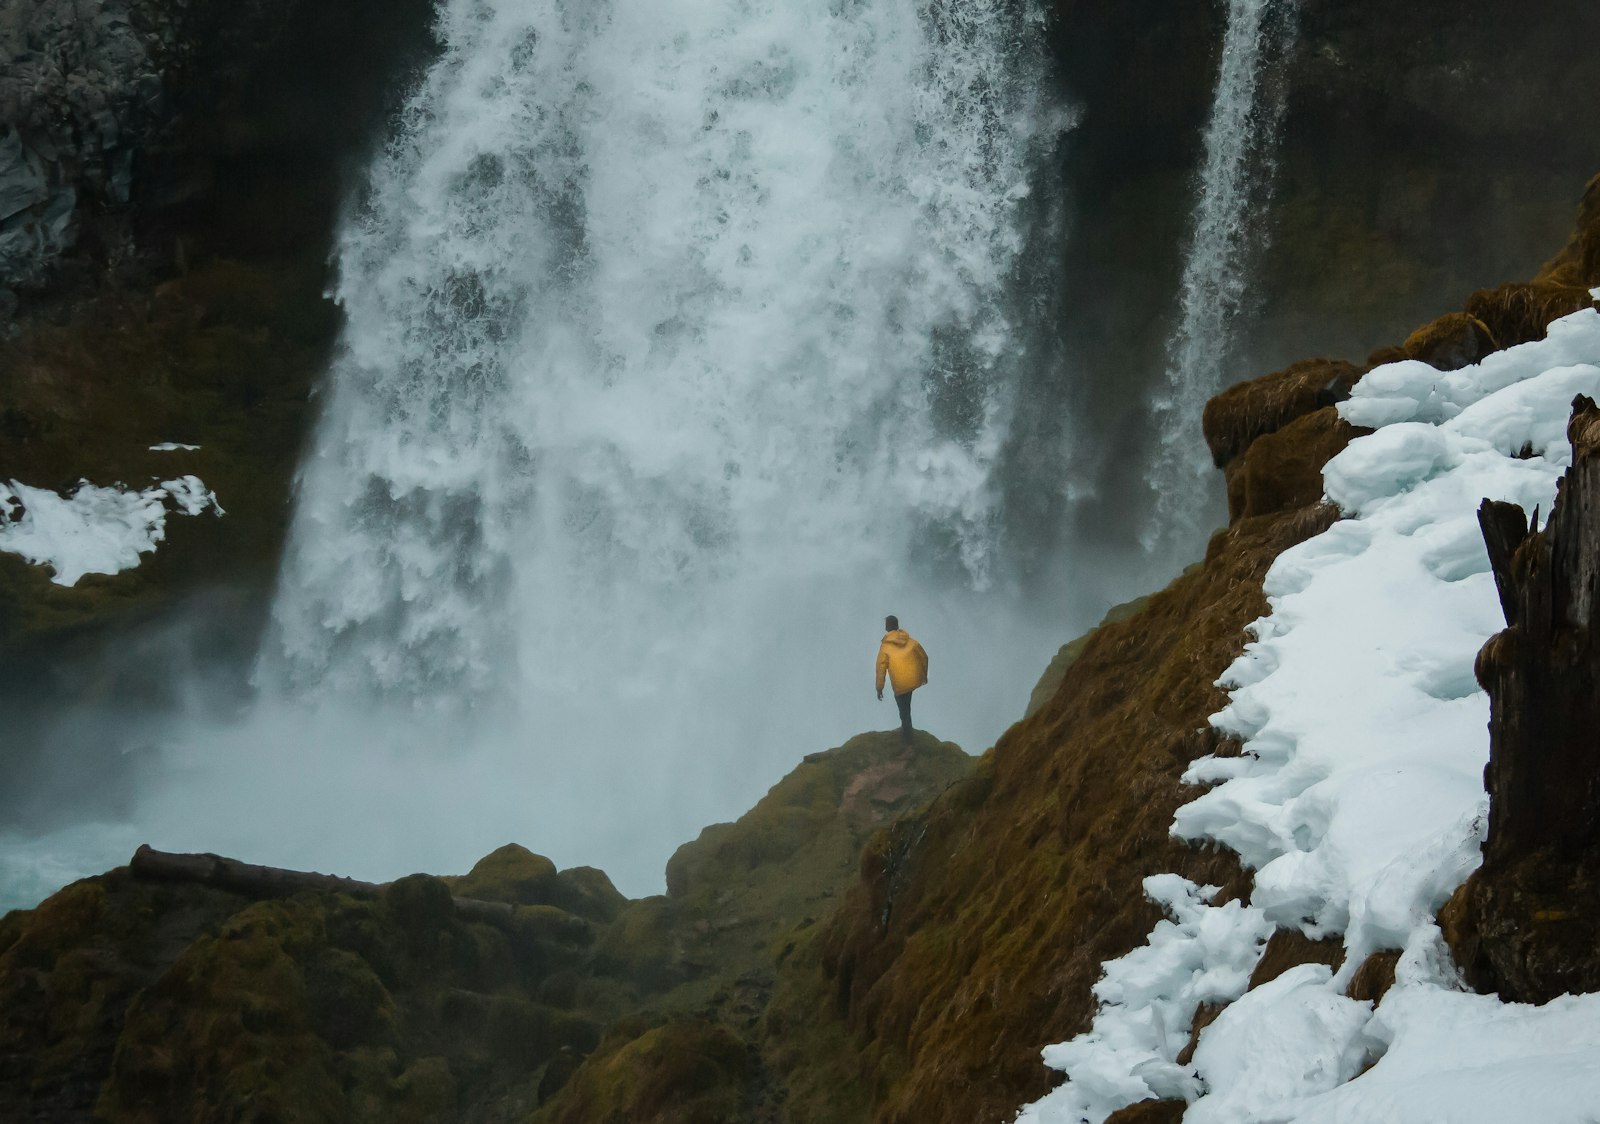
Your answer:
[1,0,437,299]
[1248,0,1600,371]
[0,0,438,822]
[1028,0,1600,558]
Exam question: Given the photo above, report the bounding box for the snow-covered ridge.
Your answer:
[0,474,224,587]
[1020,301,1600,1123]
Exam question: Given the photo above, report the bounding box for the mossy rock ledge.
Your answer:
[0,731,971,1122]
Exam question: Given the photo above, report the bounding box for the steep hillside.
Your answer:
[761,175,1600,1124]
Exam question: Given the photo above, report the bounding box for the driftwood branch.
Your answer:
[1477,498,1532,626]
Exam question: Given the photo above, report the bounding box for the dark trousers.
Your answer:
[894,690,914,743]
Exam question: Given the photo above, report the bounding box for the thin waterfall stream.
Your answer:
[1145,0,1297,553]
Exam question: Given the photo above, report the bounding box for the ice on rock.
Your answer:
[161,475,225,517]
[1339,359,1448,427]
[1321,422,1456,514]
[1446,363,1600,460]
[1341,308,1600,428]
[1296,945,1600,1124]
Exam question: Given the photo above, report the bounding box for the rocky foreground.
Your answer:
[0,733,969,1122]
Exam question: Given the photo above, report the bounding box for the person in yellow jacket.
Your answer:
[876,615,929,749]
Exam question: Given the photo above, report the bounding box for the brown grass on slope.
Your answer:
[769,500,1336,1124]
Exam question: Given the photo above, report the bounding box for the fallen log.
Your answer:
[129,844,521,931]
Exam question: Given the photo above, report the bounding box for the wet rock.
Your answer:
[1247,930,1345,990]
[0,129,45,221]
[1345,950,1400,1004]
[1402,311,1498,371]
[1105,1100,1188,1124]
[1202,357,1363,469]
[1223,406,1364,522]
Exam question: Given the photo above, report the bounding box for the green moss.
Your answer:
[383,874,457,936]
[97,898,349,1122]
[447,844,561,906]
[554,866,629,924]
[512,904,594,947]
[391,1055,458,1123]
[0,250,338,655]
[762,929,873,1124]
[529,1020,753,1124]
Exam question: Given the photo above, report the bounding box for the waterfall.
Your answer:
[241,0,1068,888]
[1144,0,1296,552]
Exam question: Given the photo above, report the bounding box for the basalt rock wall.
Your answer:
[0,0,436,649]
[0,0,437,818]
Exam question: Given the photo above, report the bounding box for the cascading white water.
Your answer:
[231,0,1071,890]
[1145,0,1296,552]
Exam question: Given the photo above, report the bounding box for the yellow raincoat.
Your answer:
[876,629,929,696]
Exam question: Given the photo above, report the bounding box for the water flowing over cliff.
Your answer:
[236,0,1072,888]
[1146,0,1296,551]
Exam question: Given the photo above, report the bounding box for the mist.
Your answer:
[3,0,1148,909]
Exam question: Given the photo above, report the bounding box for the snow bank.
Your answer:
[1016,877,1272,1122]
[0,475,224,586]
[1019,304,1600,1123]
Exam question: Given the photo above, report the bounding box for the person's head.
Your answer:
[884,615,899,632]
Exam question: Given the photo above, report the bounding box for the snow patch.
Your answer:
[1016,876,1271,1123]
[0,475,224,586]
[1186,964,1373,1123]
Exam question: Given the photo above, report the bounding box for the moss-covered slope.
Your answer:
[756,173,1600,1124]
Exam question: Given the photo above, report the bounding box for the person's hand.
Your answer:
[876,690,883,701]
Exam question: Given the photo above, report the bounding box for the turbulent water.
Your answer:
[269,0,1058,699]
[145,0,1079,892]
[1145,0,1297,551]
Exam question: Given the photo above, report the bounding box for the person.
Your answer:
[875,615,928,750]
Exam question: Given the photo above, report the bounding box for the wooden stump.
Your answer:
[1460,394,1600,1000]
[1475,395,1600,858]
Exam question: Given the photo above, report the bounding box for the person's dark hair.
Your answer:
[884,615,899,631]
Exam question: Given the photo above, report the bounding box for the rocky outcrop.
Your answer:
[763,503,1333,1124]
[0,733,968,1122]
[1,0,435,298]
